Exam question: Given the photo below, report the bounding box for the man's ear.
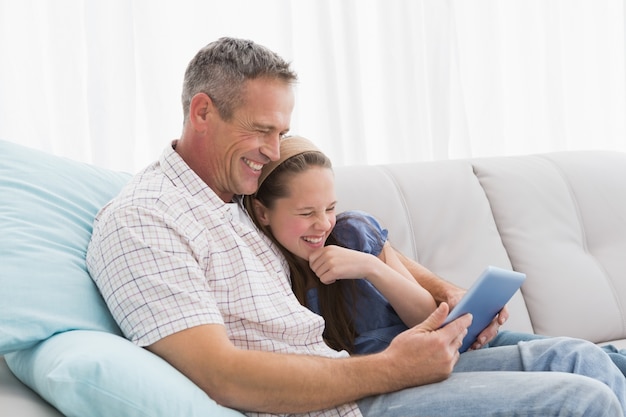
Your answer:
[252,199,271,226]
[188,93,214,131]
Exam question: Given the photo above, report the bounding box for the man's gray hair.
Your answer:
[181,37,298,122]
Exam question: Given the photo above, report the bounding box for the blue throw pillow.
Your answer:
[0,140,130,353]
[5,331,245,417]
[1,140,245,416]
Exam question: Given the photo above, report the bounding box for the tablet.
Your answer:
[442,265,526,353]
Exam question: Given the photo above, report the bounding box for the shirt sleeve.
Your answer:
[88,203,223,347]
[332,210,389,256]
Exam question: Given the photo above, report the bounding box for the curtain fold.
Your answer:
[0,0,624,173]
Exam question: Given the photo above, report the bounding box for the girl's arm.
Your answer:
[394,249,466,306]
[309,244,437,327]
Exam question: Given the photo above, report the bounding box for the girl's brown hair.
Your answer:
[243,142,359,352]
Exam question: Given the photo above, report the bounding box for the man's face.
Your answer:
[207,78,294,202]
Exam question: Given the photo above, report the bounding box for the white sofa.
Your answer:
[2,139,626,416]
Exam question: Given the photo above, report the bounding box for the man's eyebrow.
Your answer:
[251,122,289,134]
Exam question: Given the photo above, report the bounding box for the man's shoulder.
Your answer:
[106,143,201,209]
[103,165,173,209]
[91,165,187,235]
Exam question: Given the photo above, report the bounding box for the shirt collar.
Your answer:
[159,141,229,210]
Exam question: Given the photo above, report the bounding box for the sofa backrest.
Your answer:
[334,151,626,343]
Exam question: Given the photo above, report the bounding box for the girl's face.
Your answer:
[254,166,336,261]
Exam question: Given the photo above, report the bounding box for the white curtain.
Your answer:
[0,0,624,173]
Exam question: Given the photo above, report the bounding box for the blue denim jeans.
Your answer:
[489,330,626,377]
[358,337,625,417]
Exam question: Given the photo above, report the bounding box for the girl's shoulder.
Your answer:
[333,210,389,255]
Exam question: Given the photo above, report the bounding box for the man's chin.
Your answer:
[239,184,260,196]
[240,188,258,196]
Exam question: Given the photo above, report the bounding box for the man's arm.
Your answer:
[394,249,465,305]
[147,304,471,414]
[395,248,507,350]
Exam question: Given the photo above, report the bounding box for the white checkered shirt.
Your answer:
[86,144,362,417]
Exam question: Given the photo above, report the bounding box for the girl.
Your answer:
[244,135,436,353]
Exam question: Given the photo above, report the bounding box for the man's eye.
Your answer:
[327,206,336,213]
[300,212,313,217]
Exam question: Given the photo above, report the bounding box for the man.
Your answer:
[87,37,625,416]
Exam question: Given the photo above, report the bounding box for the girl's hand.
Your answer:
[308,245,375,284]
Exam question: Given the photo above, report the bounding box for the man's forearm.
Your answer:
[211,349,397,413]
[395,249,464,304]
[199,312,463,413]
[148,324,408,414]
[148,314,464,415]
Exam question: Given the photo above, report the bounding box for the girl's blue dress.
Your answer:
[305,210,408,354]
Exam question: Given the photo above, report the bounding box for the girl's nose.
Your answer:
[314,213,332,231]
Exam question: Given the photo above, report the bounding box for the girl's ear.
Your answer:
[252,199,271,226]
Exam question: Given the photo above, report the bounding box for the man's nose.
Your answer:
[262,134,281,162]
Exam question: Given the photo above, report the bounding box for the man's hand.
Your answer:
[443,286,509,351]
[394,249,507,350]
[468,306,508,350]
[381,303,472,386]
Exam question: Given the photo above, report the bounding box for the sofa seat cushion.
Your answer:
[0,355,63,417]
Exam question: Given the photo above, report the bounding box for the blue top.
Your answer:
[305,210,408,354]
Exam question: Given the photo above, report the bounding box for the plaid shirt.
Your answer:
[87,143,361,417]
